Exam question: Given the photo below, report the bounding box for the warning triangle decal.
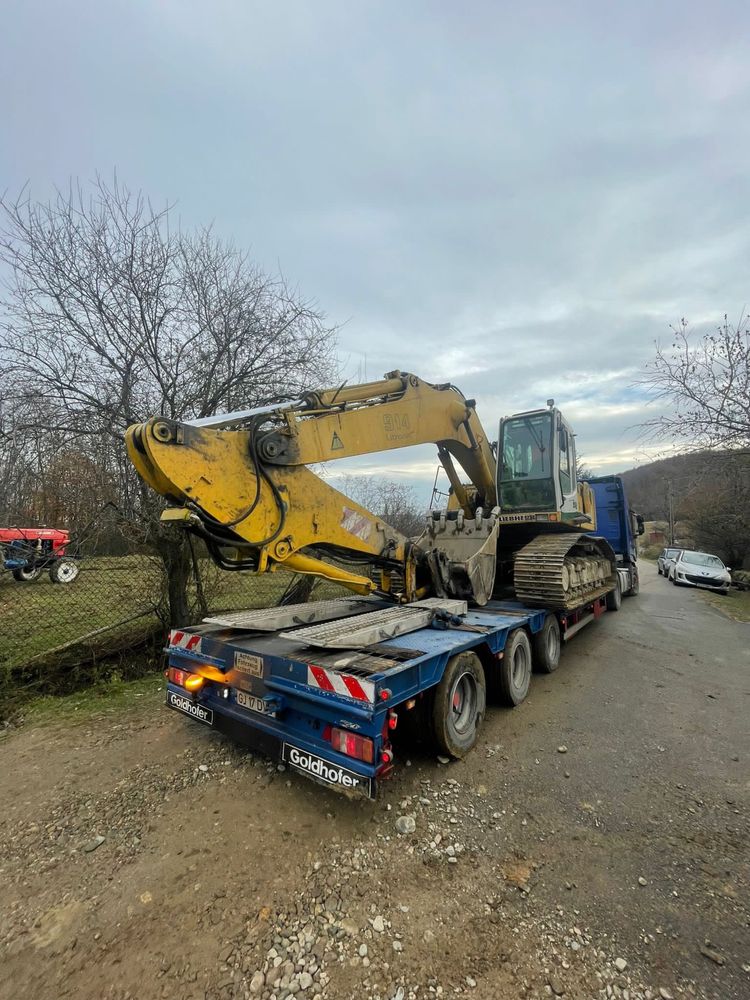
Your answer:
[331,432,344,450]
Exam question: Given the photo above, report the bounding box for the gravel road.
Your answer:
[0,561,748,1000]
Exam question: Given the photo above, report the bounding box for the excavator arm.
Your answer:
[125,372,500,602]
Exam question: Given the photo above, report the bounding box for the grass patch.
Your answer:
[699,587,750,622]
[0,555,163,670]
[4,674,165,733]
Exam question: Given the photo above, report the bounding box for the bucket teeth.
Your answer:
[513,533,615,610]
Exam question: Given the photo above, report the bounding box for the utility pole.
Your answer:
[666,479,675,545]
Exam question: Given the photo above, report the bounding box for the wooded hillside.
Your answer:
[619,451,750,567]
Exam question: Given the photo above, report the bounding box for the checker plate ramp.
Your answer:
[280,598,467,649]
[203,597,387,631]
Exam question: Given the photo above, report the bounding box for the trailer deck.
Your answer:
[164,595,607,798]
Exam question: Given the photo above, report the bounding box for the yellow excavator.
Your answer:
[125,371,615,610]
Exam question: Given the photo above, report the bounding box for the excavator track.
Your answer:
[513,533,616,611]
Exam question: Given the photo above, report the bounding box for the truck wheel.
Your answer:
[50,559,80,584]
[532,615,561,673]
[431,651,486,758]
[497,629,532,706]
[606,576,622,611]
[12,566,43,582]
[625,567,640,597]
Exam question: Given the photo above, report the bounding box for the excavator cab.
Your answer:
[497,403,581,522]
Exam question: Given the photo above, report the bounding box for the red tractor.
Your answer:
[0,527,80,583]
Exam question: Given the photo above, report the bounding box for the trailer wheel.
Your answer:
[497,628,532,706]
[606,575,622,611]
[12,565,43,582]
[50,559,80,584]
[431,651,486,758]
[532,615,561,673]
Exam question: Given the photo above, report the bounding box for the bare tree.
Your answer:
[0,177,337,622]
[575,455,594,481]
[678,457,750,567]
[639,314,750,453]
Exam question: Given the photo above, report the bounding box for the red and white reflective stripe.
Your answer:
[169,630,203,653]
[307,665,375,703]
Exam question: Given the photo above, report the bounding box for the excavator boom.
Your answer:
[125,372,499,603]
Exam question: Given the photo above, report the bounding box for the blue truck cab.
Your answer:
[583,475,643,597]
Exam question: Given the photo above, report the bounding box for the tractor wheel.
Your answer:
[50,559,80,584]
[12,565,43,582]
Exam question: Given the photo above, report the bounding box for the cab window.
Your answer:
[559,427,572,494]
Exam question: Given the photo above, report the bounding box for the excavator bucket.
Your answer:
[417,509,499,606]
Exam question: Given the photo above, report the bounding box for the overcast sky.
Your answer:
[3,2,749,501]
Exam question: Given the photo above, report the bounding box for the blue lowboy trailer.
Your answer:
[163,587,617,799]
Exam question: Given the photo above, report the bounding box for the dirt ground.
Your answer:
[1,561,748,1000]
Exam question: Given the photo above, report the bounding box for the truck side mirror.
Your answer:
[636,514,645,536]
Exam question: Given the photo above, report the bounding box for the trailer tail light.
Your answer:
[330,728,374,764]
[167,667,204,692]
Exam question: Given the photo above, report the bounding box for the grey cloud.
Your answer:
[2,1,749,498]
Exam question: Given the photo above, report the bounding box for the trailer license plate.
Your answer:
[236,690,275,716]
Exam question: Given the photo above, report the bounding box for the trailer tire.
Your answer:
[497,628,533,706]
[532,615,561,673]
[12,565,43,582]
[431,652,486,759]
[50,559,80,584]
[606,575,622,611]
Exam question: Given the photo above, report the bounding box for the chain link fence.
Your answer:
[1,520,349,712]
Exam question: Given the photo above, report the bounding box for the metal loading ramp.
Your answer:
[203,596,388,631]
[280,598,467,649]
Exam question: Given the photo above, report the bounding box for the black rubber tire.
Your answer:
[12,565,43,582]
[532,615,561,673]
[431,651,486,759]
[625,566,640,597]
[497,629,533,706]
[606,575,622,611]
[49,558,80,584]
[657,566,662,576]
